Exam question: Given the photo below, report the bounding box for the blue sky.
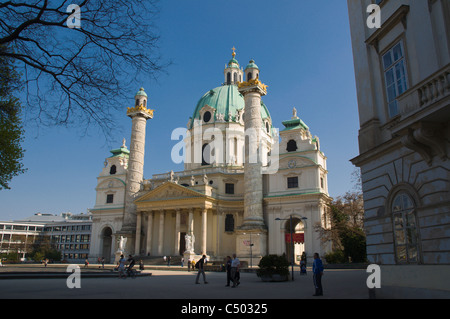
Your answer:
[0,1,360,221]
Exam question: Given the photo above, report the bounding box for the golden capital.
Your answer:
[127,104,154,118]
[237,78,268,94]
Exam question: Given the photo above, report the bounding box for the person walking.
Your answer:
[195,255,208,284]
[312,252,324,296]
[225,256,232,287]
[117,254,127,279]
[230,254,240,288]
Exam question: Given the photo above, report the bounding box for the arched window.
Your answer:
[143,100,147,107]
[287,140,298,152]
[233,73,238,83]
[247,72,252,80]
[109,165,117,175]
[391,192,419,264]
[227,72,231,84]
[202,143,211,166]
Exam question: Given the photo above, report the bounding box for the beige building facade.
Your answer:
[89,51,332,266]
[348,0,450,297]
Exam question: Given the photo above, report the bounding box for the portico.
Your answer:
[132,181,243,260]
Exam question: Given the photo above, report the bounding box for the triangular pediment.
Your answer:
[135,182,208,203]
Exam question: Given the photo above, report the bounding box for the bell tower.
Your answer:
[224,47,243,85]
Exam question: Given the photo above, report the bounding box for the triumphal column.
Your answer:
[119,87,153,256]
[236,60,268,263]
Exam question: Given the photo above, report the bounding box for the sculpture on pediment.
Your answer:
[142,179,152,191]
[190,175,195,186]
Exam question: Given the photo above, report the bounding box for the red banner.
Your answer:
[285,233,304,244]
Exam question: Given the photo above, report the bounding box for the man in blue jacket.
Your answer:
[312,253,324,296]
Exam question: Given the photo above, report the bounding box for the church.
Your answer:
[89,49,332,266]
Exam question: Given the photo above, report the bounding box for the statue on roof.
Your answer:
[292,107,299,119]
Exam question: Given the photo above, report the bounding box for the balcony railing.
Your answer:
[397,64,450,118]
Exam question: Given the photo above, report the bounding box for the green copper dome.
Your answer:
[227,57,240,68]
[189,84,272,130]
[245,59,259,70]
[135,87,147,97]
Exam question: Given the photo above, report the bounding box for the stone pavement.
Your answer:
[0,263,370,300]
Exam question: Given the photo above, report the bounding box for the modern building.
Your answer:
[348,0,450,297]
[89,50,332,265]
[0,212,92,263]
[0,221,44,260]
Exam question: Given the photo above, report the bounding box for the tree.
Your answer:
[0,45,26,190]
[28,234,61,262]
[0,0,167,137]
[316,191,367,263]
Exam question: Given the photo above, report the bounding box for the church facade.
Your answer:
[89,51,332,265]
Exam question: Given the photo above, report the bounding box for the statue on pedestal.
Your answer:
[184,234,195,253]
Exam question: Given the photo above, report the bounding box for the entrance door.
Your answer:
[102,227,113,263]
[284,218,305,265]
[179,232,186,255]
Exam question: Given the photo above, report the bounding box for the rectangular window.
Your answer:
[225,183,235,195]
[287,177,299,189]
[106,194,114,204]
[225,214,235,232]
[382,41,408,117]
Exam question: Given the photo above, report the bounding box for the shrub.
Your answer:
[324,250,346,264]
[257,254,290,277]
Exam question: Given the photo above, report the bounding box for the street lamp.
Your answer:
[243,232,257,268]
[275,216,307,281]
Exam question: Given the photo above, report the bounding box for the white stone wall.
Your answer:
[348,0,450,269]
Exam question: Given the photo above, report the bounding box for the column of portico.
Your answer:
[174,209,181,255]
[201,208,207,255]
[158,210,165,255]
[146,211,153,255]
[188,208,194,236]
[135,211,142,255]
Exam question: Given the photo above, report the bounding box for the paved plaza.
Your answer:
[0,264,369,300]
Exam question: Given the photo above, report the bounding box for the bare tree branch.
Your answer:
[0,0,168,140]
